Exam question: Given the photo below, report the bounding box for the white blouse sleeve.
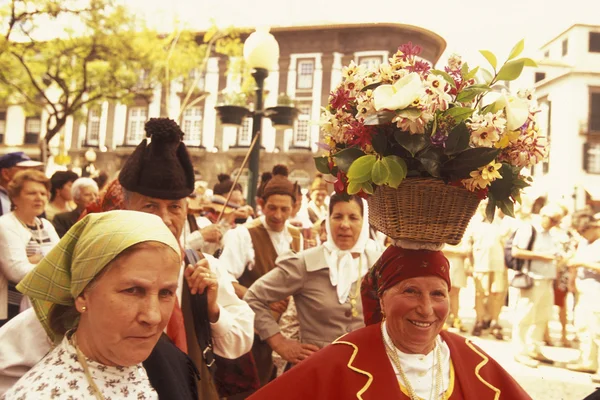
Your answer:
[219,225,254,280]
[204,254,254,358]
[0,308,51,395]
[0,220,35,283]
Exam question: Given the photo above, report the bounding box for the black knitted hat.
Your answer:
[118,118,194,200]
[213,173,242,196]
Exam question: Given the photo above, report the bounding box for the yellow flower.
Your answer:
[465,161,503,190]
[495,130,521,149]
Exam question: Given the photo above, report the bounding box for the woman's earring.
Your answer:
[81,306,87,312]
[381,310,386,321]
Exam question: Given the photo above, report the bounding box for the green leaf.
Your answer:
[333,147,365,172]
[455,84,491,103]
[430,69,456,88]
[496,60,525,81]
[314,156,331,174]
[371,131,388,155]
[371,159,390,185]
[443,148,500,180]
[461,62,469,77]
[486,197,496,223]
[498,199,515,218]
[514,57,538,67]
[464,66,480,81]
[444,106,474,122]
[363,110,395,126]
[481,100,502,115]
[480,68,494,85]
[383,155,407,188]
[361,81,383,92]
[347,181,362,195]
[444,122,471,155]
[479,50,498,70]
[362,181,374,195]
[417,147,444,178]
[347,155,376,183]
[507,39,525,61]
[488,163,516,200]
[394,130,429,156]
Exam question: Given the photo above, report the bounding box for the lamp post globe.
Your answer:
[243,27,279,70]
[243,27,279,208]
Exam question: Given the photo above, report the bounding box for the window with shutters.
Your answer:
[296,60,315,90]
[237,117,252,146]
[86,108,101,145]
[293,102,312,148]
[182,106,203,146]
[590,89,600,134]
[589,32,600,53]
[126,107,148,145]
[584,143,600,174]
[357,55,383,69]
[24,116,41,144]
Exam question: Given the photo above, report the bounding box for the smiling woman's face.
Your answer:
[380,276,449,355]
[75,243,180,367]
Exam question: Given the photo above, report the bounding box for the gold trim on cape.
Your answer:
[465,338,501,400]
[332,336,374,399]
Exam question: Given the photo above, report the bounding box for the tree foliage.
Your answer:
[0,0,243,160]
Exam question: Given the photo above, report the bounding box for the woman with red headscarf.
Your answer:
[248,245,531,400]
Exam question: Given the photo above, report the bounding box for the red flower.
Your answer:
[347,120,376,149]
[334,171,348,194]
[398,42,422,58]
[330,87,355,111]
[407,60,431,74]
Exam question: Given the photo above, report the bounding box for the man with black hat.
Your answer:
[0,119,254,400]
[0,152,43,216]
[219,164,303,388]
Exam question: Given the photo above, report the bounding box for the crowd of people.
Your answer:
[0,117,598,399]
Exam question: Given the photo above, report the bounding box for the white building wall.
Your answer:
[4,105,25,146]
[202,57,220,151]
[112,103,128,148]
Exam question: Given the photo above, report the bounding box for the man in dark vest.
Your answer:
[220,165,302,387]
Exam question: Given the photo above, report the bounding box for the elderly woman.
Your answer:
[52,177,99,237]
[2,210,198,399]
[244,194,381,370]
[0,170,59,327]
[249,245,531,399]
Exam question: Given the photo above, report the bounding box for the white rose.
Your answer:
[372,72,425,111]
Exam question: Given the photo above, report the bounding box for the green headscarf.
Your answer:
[17,210,181,342]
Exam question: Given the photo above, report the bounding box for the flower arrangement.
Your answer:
[315,40,547,220]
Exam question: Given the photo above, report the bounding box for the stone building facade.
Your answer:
[0,23,446,192]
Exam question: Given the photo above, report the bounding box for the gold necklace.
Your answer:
[347,256,363,317]
[381,323,445,400]
[71,333,105,400]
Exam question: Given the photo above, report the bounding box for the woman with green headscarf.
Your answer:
[2,210,198,400]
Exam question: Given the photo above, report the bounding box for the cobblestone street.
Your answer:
[455,283,598,400]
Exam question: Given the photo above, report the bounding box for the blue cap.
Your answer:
[0,152,43,169]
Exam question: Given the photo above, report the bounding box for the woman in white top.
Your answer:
[244,194,381,366]
[0,170,59,327]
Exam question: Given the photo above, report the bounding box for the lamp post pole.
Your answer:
[246,68,268,209]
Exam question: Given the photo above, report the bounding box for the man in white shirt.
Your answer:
[219,164,302,388]
[512,203,564,367]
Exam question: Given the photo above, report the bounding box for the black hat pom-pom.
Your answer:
[145,118,184,142]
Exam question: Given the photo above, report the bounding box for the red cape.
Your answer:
[249,323,531,400]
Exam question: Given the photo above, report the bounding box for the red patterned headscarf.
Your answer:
[360,245,451,326]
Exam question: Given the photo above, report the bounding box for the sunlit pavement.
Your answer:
[452,281,598,400]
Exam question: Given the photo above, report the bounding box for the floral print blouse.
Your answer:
[1,335,158,400]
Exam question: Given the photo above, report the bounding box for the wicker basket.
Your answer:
[367,178,481,245]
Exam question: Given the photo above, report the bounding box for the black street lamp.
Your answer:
[215,28,300,210]
[242,27,280,209]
